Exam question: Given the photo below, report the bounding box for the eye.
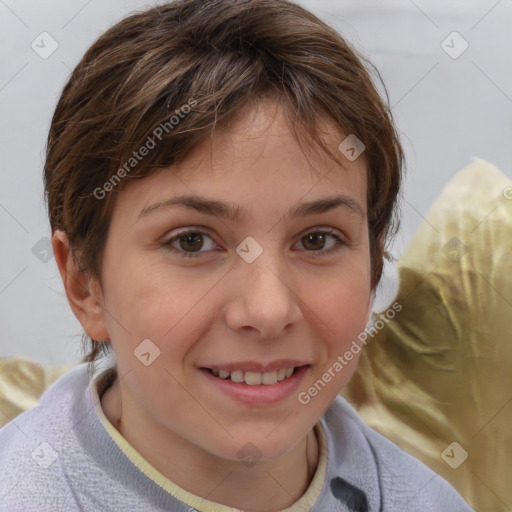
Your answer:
[162,229,219,258]
[294,229,345,256]
[162,227,346,259]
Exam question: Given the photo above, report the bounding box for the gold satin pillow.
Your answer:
[0,357,73,427]
[342,158,512,512]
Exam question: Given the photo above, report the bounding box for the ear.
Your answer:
[52,230,109,341]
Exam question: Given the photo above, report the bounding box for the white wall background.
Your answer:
[1,0,511,366]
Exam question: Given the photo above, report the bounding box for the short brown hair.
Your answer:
[44,0,404,363]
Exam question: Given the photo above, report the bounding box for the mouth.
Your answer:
[199,364,310,405]
[203,366,299,385]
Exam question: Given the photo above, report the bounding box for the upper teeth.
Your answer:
[211,367,295,385]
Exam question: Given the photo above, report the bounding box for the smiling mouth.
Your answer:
[203,366,303,385]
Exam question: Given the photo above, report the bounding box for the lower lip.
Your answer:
[200,366,309,406]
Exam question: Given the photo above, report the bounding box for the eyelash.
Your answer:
[161,228,346,259]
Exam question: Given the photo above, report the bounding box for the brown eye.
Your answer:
[295,230,345,256]
[162,229,218,258]
[178,232,204,252]
[302,233,327,251]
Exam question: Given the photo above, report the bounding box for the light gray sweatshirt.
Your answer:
[0,363,474,512]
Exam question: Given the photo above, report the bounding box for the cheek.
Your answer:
[102,259,217,360]
[298,288,369,415]
[321,288,370,360]
[305,261,372,373]
[308,258,371,327]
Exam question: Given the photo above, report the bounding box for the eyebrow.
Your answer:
[137,194,365,222]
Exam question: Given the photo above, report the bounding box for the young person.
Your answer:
[0,1,474,510]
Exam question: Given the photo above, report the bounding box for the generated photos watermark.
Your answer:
[93,98,197,200]
[298,301,402,405]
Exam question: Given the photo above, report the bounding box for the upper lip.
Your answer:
[201,360,310,373]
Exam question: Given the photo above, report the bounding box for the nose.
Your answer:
[224,251,303,339]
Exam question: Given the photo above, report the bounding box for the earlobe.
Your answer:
[51,230,109,341]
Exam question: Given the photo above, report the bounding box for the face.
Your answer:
[92,99,373,463]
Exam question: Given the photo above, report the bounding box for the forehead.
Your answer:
[206,98,356,171]
[112,99,368,224]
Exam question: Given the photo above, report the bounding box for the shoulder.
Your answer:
[323,396,474,511]
[0,364,91,508]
